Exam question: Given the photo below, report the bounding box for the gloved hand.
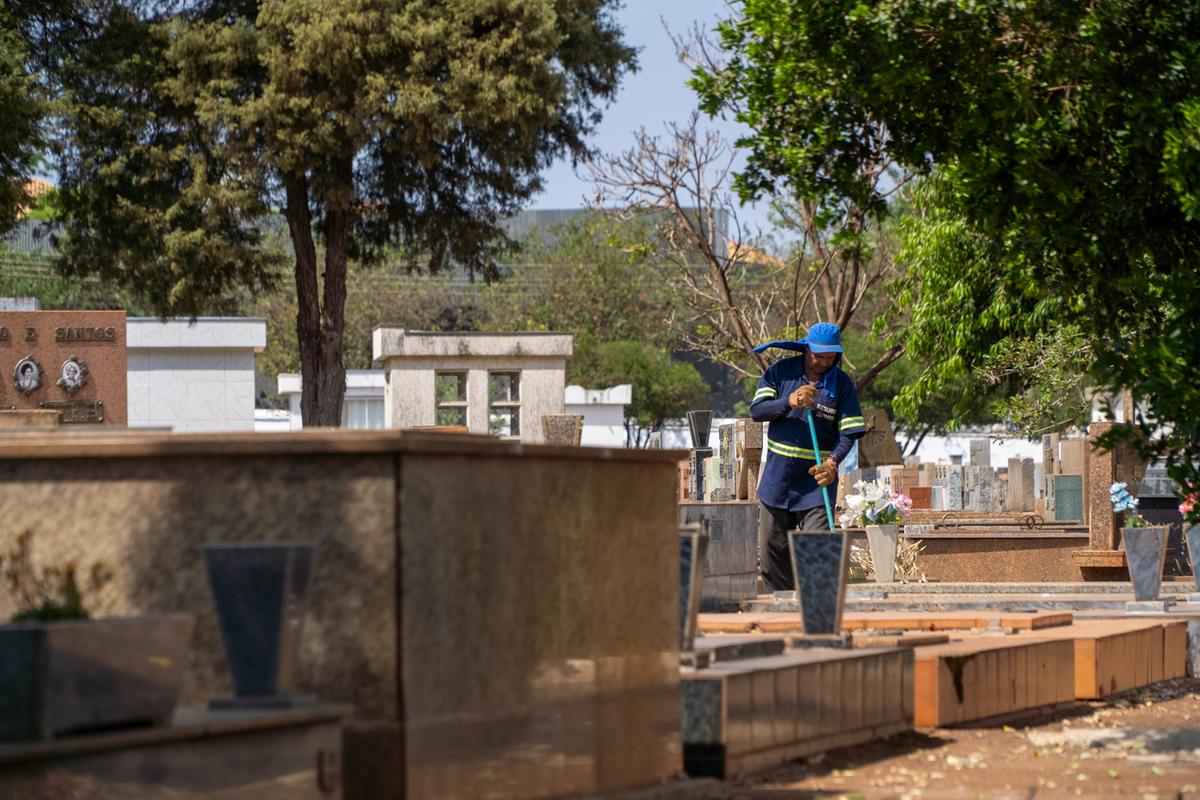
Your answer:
[808,457,837,487]
[788,384,817,409]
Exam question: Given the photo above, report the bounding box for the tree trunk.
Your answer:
[316,158,352,428]
[856,343,906,394]
[283,170,348,428]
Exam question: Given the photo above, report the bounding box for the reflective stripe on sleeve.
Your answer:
[839,416,865,431]
[753,387,777,402]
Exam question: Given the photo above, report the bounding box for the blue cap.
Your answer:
[805,322,842,353]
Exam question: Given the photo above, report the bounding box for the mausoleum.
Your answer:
[372,328,573,444]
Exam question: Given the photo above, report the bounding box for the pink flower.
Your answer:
[892,492,913,514]
[1180,497,1195,515]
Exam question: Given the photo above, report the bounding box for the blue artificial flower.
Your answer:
[1109,482,1140,513]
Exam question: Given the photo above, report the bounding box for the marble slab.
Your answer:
[1053,475,1084,522]
[969,439,990,467]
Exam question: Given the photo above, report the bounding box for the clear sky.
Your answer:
[531,0,773,231]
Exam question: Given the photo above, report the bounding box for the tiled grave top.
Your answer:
[0,428,688,463]
[678,646,907,676]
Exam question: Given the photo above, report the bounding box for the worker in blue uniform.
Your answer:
[750,322,867,591]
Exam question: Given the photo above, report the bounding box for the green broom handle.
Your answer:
[807,410,836,529]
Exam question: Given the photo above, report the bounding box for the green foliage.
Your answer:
[479,215,676,349]
[568,340,708,446]
[1,530,112,623]
[696,0,1200,479]
[27,0,636,424]
[0,3,44,235]
[0,249,161,312]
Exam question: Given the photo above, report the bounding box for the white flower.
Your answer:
[861,481,886,503]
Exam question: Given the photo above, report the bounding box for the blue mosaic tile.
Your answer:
[787,531,850,635]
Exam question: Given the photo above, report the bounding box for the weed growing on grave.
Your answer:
[0,530,112,622]
[851,538,926,583]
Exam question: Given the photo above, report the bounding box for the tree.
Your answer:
[568,340,708,447]
[0,2,44,234]
[589,23,909,389]
[694,1,1200,478]
[41,0,636,426]
[478,214,676,350]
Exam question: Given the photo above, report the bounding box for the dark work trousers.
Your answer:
[759,504,831,591]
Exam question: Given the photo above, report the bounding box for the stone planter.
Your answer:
[679,525,709,652]
[686,410,713,449]
[787,530,851,635]
[865,523,900,583]
[203,542,314,708]
[1186,524,1200,593]
[1121,525,1169,601]
[0,615,194,741]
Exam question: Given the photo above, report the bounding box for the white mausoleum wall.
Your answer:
[126,318,265,433]
[384,357,566,443]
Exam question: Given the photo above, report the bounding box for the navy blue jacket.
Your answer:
[751,355,866,511]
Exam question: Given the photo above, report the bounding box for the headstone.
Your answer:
[686,410,713,450]
[943,466,963,510]
[894,465,920,494]
[1053,475,1084,522]
[857,408,903,467]
[1043,433,1059,517]
[0,310,127,425]
[930,485,948,511]
[876,465,898,493]
[734,419,764,456]
[909,486,932,510]
[689,448,713,500]
[989,478,1008,513]
[541,414,583,445]
[704,456,723,502]
[1006,458,1035,512]
[1059,439,1087,475]
[718,423,736,497]
[962,466,992,511]
[969,439,991,468]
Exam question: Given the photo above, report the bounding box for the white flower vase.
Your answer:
[865,524,900,583]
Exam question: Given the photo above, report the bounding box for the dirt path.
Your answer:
[713,679,1200,800]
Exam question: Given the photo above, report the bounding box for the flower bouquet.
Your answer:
[840,480,912,583]
[1177,482,1200,592]
[1109,482,1148,527]
[840,480,913,529]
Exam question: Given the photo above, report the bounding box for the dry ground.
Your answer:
[711,678,1200,800]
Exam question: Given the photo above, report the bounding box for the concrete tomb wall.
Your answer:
[0,431,683,798]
